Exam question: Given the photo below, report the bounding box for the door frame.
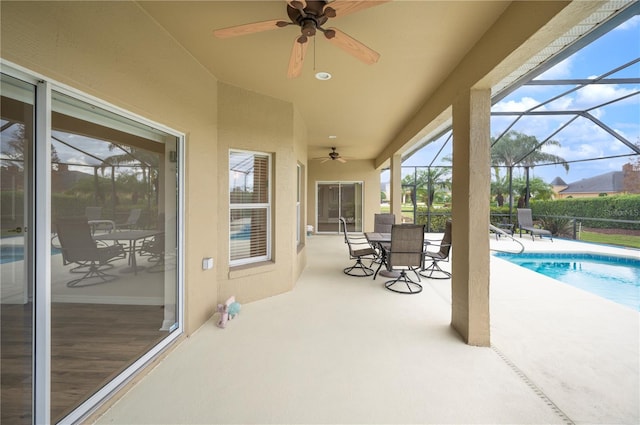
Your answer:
[2,60,186,425]
[315,181,364,234]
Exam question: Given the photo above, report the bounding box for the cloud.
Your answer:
[547,96,574,111]
[573,83,638,109]
[613,15,640,31]
[544,141,603,161]
[535,57,573,80]
[492,96,544,112]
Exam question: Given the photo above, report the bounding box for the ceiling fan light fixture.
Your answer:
[315,71,332,80]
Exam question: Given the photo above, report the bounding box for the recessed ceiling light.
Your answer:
[315,72,332,81]
[328,135,337,139]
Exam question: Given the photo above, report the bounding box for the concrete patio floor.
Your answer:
[95,233,639,424]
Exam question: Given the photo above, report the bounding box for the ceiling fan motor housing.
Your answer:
[287,0,331,39]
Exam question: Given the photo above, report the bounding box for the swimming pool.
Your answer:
[0,244,61,264]
[494,252,640,311]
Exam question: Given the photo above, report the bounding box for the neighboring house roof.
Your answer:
[560,171,624,194]
[550,176,567,186]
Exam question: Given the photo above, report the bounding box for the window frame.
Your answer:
[229,149,272,266]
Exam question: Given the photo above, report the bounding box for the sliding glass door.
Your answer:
[316,182,363,233]
[1,69,183,424]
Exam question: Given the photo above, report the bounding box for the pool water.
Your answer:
[0,244,61,264]
[495,252,640,311]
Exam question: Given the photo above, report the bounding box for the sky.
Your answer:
[399,13,640,186]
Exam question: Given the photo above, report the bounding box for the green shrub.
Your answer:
[415,206,450,232]
[530,195,640,230]
[539,216,573,237]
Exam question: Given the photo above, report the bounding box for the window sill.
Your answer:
[228,261,276,279]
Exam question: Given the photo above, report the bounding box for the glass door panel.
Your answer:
[340,183,363,233]
[316,183,340,232]
[50,92,179,422]
[1,74,35,425]
[316,182,363,233]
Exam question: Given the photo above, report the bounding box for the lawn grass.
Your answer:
[579,231,640,249]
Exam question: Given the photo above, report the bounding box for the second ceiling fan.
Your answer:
[213,0,387,78]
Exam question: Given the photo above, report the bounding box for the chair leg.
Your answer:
[343,257,374,277]
[69,262,114,273]
[384,270,423,294]
[146,255,166,273]
[419,261,451,279]
[66,262,119,287]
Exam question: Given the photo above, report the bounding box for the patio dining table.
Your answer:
[365,231,431,279]
[94,230,162,275]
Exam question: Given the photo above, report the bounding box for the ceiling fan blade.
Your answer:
[325,1,389,18]
[337,157,347,163]
[320,158,330,163]
[325,27,380,64]
[287,37,308,79]
[213,19,286,39]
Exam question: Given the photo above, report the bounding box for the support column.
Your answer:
[390,154,402,223]
[451,88,491,346]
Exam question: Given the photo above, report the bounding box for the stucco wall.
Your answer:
[217,82,305,303]
[293,107,309,282]
[1,1,308,334]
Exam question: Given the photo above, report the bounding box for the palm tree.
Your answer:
[405,167,451,207]
[102,143,160,206]
[491,170,509,206]
[491,130,569,208]
[512,176,554,202]
[491,130,569,171]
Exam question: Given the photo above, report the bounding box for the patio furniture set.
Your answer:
[54,207,164,287]
[340,215,452,295]
[341,208,552,295]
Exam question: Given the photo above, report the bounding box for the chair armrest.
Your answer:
[349,239,375,248]
[88,219,116,233]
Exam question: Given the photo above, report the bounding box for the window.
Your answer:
[229,150,271,265]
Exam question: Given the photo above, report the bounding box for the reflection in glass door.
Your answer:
[316,182,363,233]
[49,91,180,422]
[1,74,35,424]
[2,68,183,423]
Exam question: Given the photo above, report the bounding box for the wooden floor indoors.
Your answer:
[1,302,165,424]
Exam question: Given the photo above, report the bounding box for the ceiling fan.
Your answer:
[213,0,387,78]
[316,147,347,163]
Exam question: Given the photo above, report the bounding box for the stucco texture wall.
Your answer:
[217,82,306,303]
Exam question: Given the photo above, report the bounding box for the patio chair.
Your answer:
[85,206,102,221]
[374,213,395,233]
[56,217,126,287]
[381,224,425,294]
[517,208,553,241]
[140,233,165,273]
[85,206,115,233]
[339,217,377,277]
[420,219,452,279]
[116,208,142,231]
[373,213,394,259]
